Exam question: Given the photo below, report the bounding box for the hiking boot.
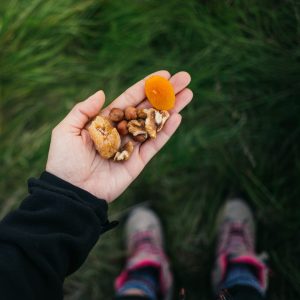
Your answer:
[212,199,268,293]
[115,207,173,300]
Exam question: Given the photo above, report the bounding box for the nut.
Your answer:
[117,120,128,135]
[128,119,148,138]
[88,106,169,162]
[156,110,170,132]
[144,108,157,138]
[137,108,147,119]
[125,106,137,120]
[114,141,134,161]
[88,116,121,159]
[109,108,124,122]
[133,134,147,143]
[144,108,170,138]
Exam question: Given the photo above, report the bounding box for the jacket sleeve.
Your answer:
[0,171,117,300]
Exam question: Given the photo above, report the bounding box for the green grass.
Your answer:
[1,0,300,299]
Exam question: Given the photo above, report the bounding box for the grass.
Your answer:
[1,0,300,299]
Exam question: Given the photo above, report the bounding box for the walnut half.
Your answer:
[127,119,148,140]
[143,108,170,139]
[114,141,134,161]
[88,116,121,159]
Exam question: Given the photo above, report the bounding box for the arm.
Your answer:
[0,70,192,300]
[0,172,116,300]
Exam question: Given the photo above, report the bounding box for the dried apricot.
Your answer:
[145,75,175,110]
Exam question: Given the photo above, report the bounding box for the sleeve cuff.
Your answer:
[40,171,107,205]
[31,171,118,232]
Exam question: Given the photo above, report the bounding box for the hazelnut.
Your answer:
[117,120,128,135]
[125,106,137,120]
[109,108,124,122]
[133,134,147,143]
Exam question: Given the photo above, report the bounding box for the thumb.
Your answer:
[62,90,105,130]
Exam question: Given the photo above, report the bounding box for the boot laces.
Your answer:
[219,221,254,256]
[131,230,162,256]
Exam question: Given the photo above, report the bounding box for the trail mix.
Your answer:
[88,107,169,161]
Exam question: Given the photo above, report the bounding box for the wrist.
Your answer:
[40,171,108,204]
[34,171,118,233]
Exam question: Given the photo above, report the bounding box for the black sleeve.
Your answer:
[0,171,118,300]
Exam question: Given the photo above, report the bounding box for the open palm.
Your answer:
[46,70,193,203]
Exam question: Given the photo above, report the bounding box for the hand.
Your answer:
[46,70,193,203]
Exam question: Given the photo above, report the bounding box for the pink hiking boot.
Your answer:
[115,207,173,300]
[212,199,268,293]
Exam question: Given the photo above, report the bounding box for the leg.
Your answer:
[212,199,268,300]
[114,207,173,300]
[219,285,263,300]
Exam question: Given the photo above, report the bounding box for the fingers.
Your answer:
[138,113,182,164]
[170,71,191,93]
[170,88,193,113]
[116,71,191,168]
[62,90,105,131]
[136,71,192,111]
[102,70,171,115]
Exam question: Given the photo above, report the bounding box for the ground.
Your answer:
[0,1,299,299]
